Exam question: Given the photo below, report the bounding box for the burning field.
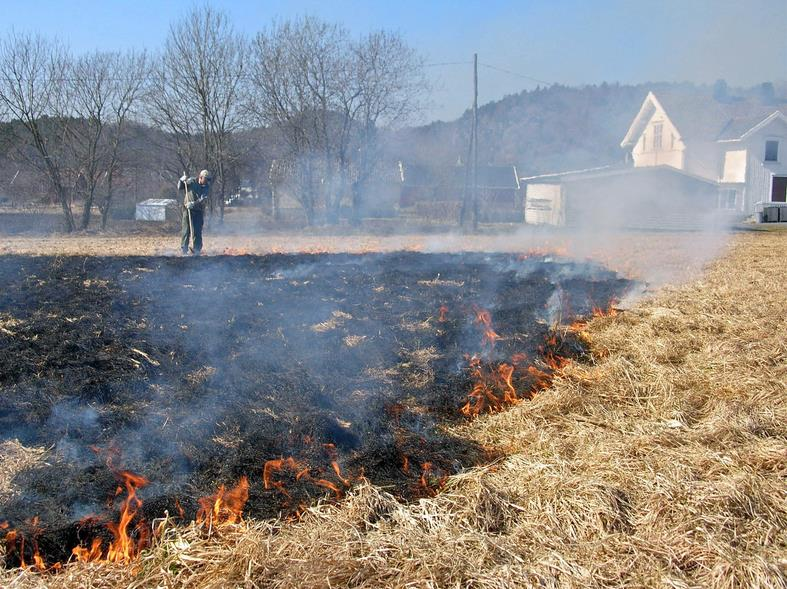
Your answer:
[0,251,629,571]
[0,231,784,588]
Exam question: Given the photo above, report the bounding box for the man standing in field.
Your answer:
[178,169,212,255]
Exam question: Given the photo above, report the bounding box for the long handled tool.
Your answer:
[184,171,195,253]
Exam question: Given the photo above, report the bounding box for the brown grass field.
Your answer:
[0,228,785,588]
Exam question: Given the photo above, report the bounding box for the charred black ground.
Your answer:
[0,252,631,565]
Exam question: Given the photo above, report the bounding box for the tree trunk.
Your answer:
[58,186,76,232]
[351,181,362,227]
[101,174,114,230]
[217,166,226,223]
[80,190,95,230]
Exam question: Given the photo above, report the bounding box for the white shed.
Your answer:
[524,183,564,225]
[135,199,177,221]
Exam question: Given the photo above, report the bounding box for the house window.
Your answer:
[642,133,647,151]
[670,133,675,150]
[719,189,737,210]
[653,123,663,150]
[765,140,779,162]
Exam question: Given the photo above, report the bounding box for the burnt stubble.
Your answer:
[0,252,631,565]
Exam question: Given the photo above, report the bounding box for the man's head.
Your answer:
[198,170,211,185]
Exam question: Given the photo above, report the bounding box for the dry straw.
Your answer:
[2,231,786,588]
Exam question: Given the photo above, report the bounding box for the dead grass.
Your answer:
[2,231,786,588]
[312,310,353,332]
[185,366,217,386]
[0,441,47,505]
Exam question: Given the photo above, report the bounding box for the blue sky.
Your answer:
[6,0,787,121]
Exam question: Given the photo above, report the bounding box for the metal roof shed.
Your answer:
[135,199,177,221]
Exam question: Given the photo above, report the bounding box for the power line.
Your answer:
[423,61,473,68]
[478,62,551,86]
[0,61,548,85]
[0,62,474,83]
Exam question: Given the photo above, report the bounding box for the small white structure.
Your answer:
[135,199,177,221]
[522,166,612,225]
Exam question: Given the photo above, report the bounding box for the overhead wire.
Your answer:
[478,62,552,86]
[0,61,550,85]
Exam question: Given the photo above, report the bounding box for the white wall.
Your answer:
[631,105,685,170]
[525,183,564,225]
[738,118,787,211]
[722,150,747,183]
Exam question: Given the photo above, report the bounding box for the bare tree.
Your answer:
[99,52,148,229]
[348,30,427,224]
[147,5,247,220]
[248,18,426,225]
[248,17,351,225]
[65,50,147,229]
[0,32,75,230]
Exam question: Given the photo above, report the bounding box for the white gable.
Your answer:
[621,92,683,149]
[622,93,686,171]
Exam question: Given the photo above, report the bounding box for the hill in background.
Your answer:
[393,80,787,178]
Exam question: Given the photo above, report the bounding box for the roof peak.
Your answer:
[624,89,787,144]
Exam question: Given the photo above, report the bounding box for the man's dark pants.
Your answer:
[181,208,204,254]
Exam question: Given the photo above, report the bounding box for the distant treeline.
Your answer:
[0,6,427,230]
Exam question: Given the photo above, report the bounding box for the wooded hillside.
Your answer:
[395,80,787,177]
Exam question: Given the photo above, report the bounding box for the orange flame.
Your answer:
[263,453,353,502]
[460,356,521,416]
[511,352,528,365]
[313,479,343,497]
[474,308,500,350]
[72,538,103,563]
[7,526,52,572]
[419,462,433,488]
[592,302,619,318]
[417,462,447,495]
[331,461,350,486]
[174,498,185,520]
[105,470,149,564]
[527,365,552,391]
[460,324,578,416]
[196,476,250,526]
[66,470,150,566]
[263,457,305,499]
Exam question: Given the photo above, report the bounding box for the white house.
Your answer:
[523,89,787,227]
[620,91,787,214]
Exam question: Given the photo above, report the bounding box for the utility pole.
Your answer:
[472,52,479,230]
[460,53,480,229]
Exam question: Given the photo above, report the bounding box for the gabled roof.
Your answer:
[717,110,787,141]
[621,90,787,147]
[522,164,719,187]
[520,165,614,183]
[461,165,520,190]
[620,92,661,147]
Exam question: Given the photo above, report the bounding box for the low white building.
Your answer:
[135,198,177,222]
